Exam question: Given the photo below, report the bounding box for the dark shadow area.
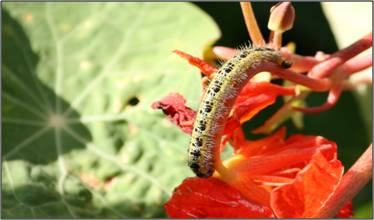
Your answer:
[195,2,337,53]
[2,8,92,164]
[4,181,168,218]
[3,181,92,218]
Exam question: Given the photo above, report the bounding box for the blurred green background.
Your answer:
[2,2,372,218]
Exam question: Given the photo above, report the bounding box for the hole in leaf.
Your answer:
[127,96,140,106]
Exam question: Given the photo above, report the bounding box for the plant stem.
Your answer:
[315,144,372,218]
[339,53,372,76]
[310,32,372,78]
[240,2,265,47]
[265,64,332,91]
[279,47,319,73]
[293,82,343,113]
[272,31,282,49]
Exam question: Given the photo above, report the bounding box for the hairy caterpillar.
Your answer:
[188,47,291,177]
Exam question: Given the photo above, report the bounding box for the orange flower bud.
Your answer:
[268,2,295,33]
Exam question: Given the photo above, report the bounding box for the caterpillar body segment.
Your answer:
[188,47,291,177]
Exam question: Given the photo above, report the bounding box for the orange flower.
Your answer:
[161,125,350,218]
[152,50,351,218]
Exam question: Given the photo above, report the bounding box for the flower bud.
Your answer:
[268,2,295,33]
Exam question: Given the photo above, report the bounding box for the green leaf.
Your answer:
[2,2,220,218]
[353,202,373,218]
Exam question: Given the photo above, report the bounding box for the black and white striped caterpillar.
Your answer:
[188,47,291,177]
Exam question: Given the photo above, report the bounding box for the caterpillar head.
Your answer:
[280,59,292,68]
[256,47,293,69]
[188,160,214,178]
[272,51,292,68]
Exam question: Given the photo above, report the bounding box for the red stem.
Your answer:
[212,47,333,91]
[272,32,283,50]
[310,32,372,79]
[266,64,332,91]
[240,2,266,47]
[280,47,319,73]
[293,83,343,113]
[339,53,372,76]
[315,144,372,218]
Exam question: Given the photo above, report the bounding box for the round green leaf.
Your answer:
[2,2,220,218]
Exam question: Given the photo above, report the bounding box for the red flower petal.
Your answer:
[336,201,353,218]
[151,93,196,134]
[165,177,274,218]
[232,82,295,124]
[221,82,294,151]
[232,127,286,156]
[231,140,337,179]
[173,50,218,77]
[271,150,344,218]
[283,134,337,162]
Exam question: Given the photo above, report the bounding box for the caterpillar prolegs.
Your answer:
[188,47,292,177]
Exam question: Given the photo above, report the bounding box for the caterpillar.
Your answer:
[188,47,292,177]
